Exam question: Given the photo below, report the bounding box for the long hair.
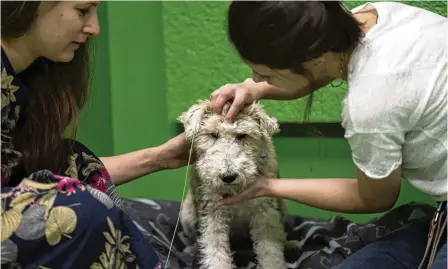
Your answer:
[227,1,364,120]
[1,1,92,175]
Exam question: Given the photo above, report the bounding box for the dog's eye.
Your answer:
[236,134,247,140]
[210,132,219,139]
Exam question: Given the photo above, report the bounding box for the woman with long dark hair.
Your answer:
[211,2,447,268]
[1,2,190,268]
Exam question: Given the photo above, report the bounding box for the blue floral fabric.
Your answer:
[1,47,163,269]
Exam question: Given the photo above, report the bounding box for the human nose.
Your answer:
[83,13,100,37]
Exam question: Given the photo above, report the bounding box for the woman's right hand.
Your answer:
[217,176,273,206]
[210,78,263,122]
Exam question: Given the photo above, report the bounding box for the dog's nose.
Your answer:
[221,173,237,184]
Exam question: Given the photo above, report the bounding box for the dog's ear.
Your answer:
[256,112,280,137]
[177,99,212,141]
[246,102,280,137]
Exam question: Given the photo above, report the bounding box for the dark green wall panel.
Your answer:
[77,2,114,157]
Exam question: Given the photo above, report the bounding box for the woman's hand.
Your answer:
[156,133,195,170]
[210,78,264,122]
[217,176,273,206]
[100,133,193,186]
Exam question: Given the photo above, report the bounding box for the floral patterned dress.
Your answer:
[1,47,163,269]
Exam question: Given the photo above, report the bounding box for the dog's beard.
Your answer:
[195,149,260,199]
[211,173,259,199]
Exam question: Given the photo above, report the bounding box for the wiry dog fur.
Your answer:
[178,99,287,269]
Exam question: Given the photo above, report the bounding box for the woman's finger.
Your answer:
[210,87,225,113]
[217,184,260,206]
[213,90,234,115]
[216,194,245,206]
[210,89,220,101]
[225,89,246,121]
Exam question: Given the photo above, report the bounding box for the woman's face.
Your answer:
[29,1,101,62]
[246,55,336,96]
[249,62,311,93]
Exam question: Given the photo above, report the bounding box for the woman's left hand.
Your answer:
[217,176,273,206]
[156,133,195,170]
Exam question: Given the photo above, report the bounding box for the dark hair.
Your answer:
[227,1,363,72]
[1,1,93,175]
[227,1,363,123]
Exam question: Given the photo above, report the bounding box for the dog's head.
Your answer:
[178,99,279,195]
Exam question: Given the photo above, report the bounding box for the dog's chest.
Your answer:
[226,203,254,236]
[229,203,253,221]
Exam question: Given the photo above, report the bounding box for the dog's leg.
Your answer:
[180,189,198,255]
[181,189,197,239]
[198,209,233,269]
[250,206,287,269]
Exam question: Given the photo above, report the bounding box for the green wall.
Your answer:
[78,1,445,222]
[164,1,346,123]
[164,0,447,123]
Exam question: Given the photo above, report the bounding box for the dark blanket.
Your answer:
[121,199,435,269]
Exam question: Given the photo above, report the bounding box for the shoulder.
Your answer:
[365,1,446,28]
[1,47,27,125]
[1,49,21,110]
[1,48,25,186]
[345,27,446,134]
[351,2,446,74]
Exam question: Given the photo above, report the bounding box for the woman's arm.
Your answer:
[210,78,309,121]
[220,167,402,214]
[100,148,163,186]
[100,133,192,186]
[269,167,402,213]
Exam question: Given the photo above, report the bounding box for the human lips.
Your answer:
[72,40,86,47]
[71,42,81,49]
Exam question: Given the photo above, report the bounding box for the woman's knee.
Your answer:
[333,220,429,269]
[332,247,401,269]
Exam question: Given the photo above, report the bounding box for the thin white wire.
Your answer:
[164,128,197,269]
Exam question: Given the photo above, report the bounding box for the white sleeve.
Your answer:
[341,60,436,179]
[341,76,409,179]
[344,130,404,179]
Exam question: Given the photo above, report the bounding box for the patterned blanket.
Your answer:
[121,199,435,269]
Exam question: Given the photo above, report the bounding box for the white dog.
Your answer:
[178,99,287,269]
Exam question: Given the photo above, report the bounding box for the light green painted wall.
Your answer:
[78,1,445,221]
[164,1,447,123]
[163,1,346,123]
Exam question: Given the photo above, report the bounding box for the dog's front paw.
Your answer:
[251,208,287,269]
[253,241,286,269]
[198,214,234,269]
[198,244,235,269]
[199,262,234,269]
[180,191,198,239]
